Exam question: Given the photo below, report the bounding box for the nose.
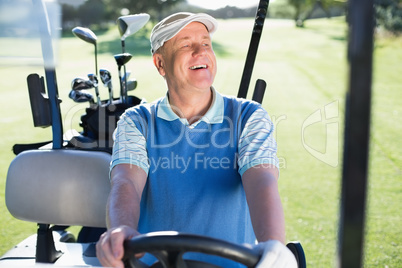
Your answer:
[192,44,207,57]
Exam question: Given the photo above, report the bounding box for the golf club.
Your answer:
[122,70,131,83]
[68,89,94,103]
[126,79,137,92]
[116,14,149,104]
[72,27,101,104]
[114,53,132,70]
[122,70,133,92]
[87,73,101,105]
[70,76,96,104]
[114,53,132,103]
[116,13,150,53]
[71,77,94,91]
[99,68,113,103]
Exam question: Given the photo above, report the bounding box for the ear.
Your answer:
[153,53,166,77]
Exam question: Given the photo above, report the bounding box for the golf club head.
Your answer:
[117,13,150,40]
[87,73,99,85]
[122,70,131,82]
[71,77,94,91]
[87,73,101,105]
[126,79,137,91]
[114,53,132,67]
[68,89,94,103]
[72,26,97,45]
[99,69,112,86]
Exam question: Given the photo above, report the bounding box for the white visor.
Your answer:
[150,12,218,54]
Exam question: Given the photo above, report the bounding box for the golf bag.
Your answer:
[77,96,142,152]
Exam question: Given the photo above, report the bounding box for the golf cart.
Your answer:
[1,146,305,268]
[1,0,357,267]
[1,145,305,267]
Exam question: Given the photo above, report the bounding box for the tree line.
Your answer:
[60,0,401,34]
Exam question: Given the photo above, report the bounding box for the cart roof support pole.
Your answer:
[237,0,269,99]
[338,0,374,266]
[32,0,63,149]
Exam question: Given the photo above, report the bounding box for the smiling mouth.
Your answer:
[189,64,207,70]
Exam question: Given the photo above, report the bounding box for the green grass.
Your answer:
[0,17,401,267]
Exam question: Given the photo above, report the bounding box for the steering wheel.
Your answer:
[123,231,261,268]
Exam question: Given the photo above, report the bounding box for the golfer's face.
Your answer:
[160,22,217,92]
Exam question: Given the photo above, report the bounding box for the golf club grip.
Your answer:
[237,0,269,99]
[252,79,266,104]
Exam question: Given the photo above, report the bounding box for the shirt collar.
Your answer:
[157,87,224,126]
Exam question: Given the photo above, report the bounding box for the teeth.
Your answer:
[190,65,207,70]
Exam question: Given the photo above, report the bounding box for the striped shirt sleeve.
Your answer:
[237,107,279,176]
[110,113,150,175]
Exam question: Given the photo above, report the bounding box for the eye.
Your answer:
[202,41,212,48]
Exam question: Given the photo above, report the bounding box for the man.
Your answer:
[96,12,297,267]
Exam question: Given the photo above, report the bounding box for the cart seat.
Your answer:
[6,149,111,228]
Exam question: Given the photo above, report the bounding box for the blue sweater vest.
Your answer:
[129,96,260,266]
